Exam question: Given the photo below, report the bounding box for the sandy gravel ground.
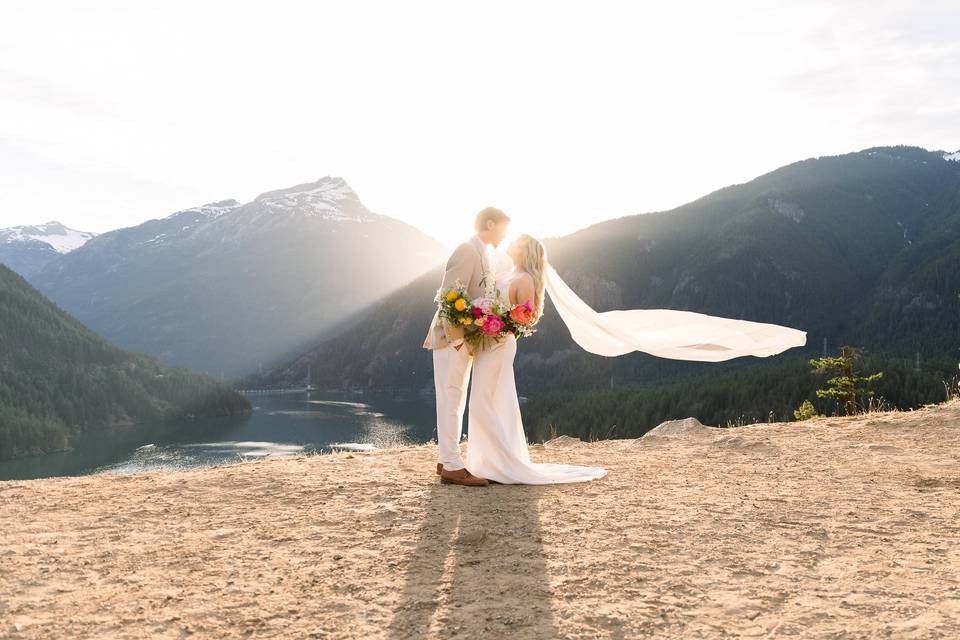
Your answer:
[2,400,959,639]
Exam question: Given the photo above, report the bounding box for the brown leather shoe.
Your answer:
[436,462,443,475]
[440,467,489,486]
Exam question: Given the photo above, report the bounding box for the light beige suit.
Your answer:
[422,235,492,350]
[424,235,492,471]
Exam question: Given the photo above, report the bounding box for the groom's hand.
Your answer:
[439,243,473,345]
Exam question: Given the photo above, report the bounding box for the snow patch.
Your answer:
[895,220,912,246]
[943,151,960,162]
[768,197,806,223]
[254,177,375,222]
[256,177,356,203]
[141,233,168,245]
[166,199,241,221]
[0,221,97,253]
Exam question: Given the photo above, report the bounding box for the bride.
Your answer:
[466,234,608,485]
[464,234,807,485]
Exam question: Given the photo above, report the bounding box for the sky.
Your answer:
[1,0,958,248]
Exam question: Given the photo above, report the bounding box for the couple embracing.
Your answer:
[422,207,808,487]
[422,207,607,486]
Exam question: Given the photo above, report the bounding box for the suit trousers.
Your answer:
[432,344,473,470]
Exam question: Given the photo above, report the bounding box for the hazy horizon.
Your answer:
[2,1,958,247]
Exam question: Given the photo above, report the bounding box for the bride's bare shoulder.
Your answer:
[507,271,534,304]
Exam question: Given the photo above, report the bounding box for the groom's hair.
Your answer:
[474,207,510,232]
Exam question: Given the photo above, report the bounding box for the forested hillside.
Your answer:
[520,354,957,441]
[0,265,251,460]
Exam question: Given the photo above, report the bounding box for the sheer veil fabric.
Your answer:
[542,261,807,361]
[462,263,806,486]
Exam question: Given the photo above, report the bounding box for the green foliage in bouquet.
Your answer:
[435,280,476,331]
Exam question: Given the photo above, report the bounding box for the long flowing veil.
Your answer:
[542,261,806,362]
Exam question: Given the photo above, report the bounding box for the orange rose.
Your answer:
[510,303,534,325]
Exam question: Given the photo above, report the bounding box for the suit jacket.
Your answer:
[423,235,491,350]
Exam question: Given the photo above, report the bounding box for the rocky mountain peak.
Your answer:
[252,176,371,221]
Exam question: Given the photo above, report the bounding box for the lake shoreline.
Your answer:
[0,393,437,481]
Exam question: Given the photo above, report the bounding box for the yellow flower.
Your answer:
[460,316,472,324]
[445,290,458,302]
[474,317,484,326]
[454,298,467,311]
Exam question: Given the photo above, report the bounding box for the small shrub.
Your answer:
[793,399,821,421]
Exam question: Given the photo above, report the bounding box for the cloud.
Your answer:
[0,136,211,232]
[0,65,112,117]
[1,1,958,243]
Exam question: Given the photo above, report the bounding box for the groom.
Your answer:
[422,207,511,486]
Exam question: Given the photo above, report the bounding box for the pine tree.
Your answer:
[808,346,884,416]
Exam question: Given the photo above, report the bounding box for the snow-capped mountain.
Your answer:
[1,220,97,253]
[29,177,446,377]
[116,199,243,249]
[0,221,97,277]
[253,176,374,221]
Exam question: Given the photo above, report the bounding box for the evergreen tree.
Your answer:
[809,346,884,415]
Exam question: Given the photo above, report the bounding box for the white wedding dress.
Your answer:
[465,272,609,484]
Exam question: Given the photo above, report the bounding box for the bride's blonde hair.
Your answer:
[514,234,546,325]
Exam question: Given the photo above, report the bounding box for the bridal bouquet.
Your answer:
[436,280,537,352]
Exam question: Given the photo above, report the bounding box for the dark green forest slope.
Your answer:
[519,354,957,441]
[0,265,251,460]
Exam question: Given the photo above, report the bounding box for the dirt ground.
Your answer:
[2,400,959,639]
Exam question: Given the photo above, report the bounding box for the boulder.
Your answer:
[642,417,718,438]
[543,435,583,448]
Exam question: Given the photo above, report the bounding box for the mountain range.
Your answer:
[5,146,959,443]
[20,177,446,377]
[245,146,960,433]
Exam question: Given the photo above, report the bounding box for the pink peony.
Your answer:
[472,297,495,315]
[481,314,505,336]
